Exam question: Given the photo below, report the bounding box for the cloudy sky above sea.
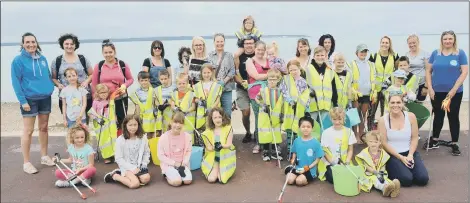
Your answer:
[1,2,468,43]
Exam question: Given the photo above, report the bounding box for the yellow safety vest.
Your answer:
[129,87,156,133]
[391,73,418,94]
[384,85,407,111]
[155,86,173,133]
[355,148,392,192]
[235,27,262,40]
[372,53,399,92]
[333,71,353,109]
[193,82,222,129]
[349,60,377,96]
[171,91,196,144]
[201,125,236,184]
[318,127,350,181]
[257,87,283,144]
[87,99,117,159]
[281,75,310,134]
[305,64,335,111]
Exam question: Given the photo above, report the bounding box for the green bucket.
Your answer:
[331,165,364,197]
[405,103,430,129]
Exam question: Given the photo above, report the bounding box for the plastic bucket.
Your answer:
[346,108,361,127]
[405,103,430,129]
[148,137,160,166]
[190,146,204,171]
[331,165,363,197]
[321,114,352,129]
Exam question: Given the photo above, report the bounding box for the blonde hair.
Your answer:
[329,107,346,123]
[168,112,185,130]
[333,52,345,62]
[439,31,459,55]
[287,59,301,71]
[313,46,327,55]
[365,130,382,146]
[67,124,92,145]
[200,63,215,81]
[64,67,79,88]
[176,72,189,83]
[267,68,282,81]
[380,36,395,56]
[407,34,420,45]
[94,84,109,101]
[267,41,279,56]
[242,15,256,32]
[191,36,207,58]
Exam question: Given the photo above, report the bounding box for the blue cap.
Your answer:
[393,69,407,78]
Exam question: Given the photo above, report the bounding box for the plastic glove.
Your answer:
[96,118,105,126]
[377,171,385,183]
[110,90,119,100]
[120,84,126,91]
[157,105,166,112]
[217,80,225,88]
[309,89,316,98]
[303,165,310,172]
[214,142,223,152]
[177,166,186,178]
[198,100,207,108]
[262,105,270,114]
[370,91,378,104]
[153,108,159,117]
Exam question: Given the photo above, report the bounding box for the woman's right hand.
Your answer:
[428,87,435,100]
[22,103,31,112]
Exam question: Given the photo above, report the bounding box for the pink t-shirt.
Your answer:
[169,133,186,162]
[248,59,270,99]
[91,61,134,95]
[91,100,109,118]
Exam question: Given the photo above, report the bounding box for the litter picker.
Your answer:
[53,153,96,200]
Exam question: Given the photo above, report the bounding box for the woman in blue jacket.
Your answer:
[11,32,56,174]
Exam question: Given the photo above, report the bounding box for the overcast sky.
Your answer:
[1,2,469,43]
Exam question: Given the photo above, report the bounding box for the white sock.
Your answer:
[374,179,386,191]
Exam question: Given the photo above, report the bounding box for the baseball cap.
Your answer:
[393,69,407,78]
[356,44,368,52]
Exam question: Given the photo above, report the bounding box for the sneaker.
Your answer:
[23,162,38,174]
[55,180,71,188]
[382,182,394,197]
[252,145,260,154]
[390,179,400,198]
[81,178,92,186]
[271,149,283,161]
[427,139,439,149]
[41,156,55,166]
[242,133,252,143]
[262,151,270,161]
[104,169,120,183]
[451,144,461,156]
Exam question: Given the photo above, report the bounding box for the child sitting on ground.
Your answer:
[355,131,400,197]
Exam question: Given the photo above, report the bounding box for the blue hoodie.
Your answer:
[11,49,54,105]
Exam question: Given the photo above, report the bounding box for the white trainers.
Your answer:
[55,180,71,188]
[23,162,38,174]
[72,178,91,186]
[41,156,55,166]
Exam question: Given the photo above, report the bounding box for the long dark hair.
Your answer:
[318,34,336,58]
[21,32,42,53]
[122,114,144,139]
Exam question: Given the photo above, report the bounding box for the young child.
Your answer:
[103,114,151,189]
[170,73,197,144]
[355,131,400,197]
[280,60,310,156]
[234,15,263,58]
[384,69,416,112]
[201,107,236,184]
[194,64,222,134]
[318,107,357,183]
[332,54,354,109]
[129,71,157,140]
[267,42,288,75]
[155,69,175,135]
[284,114,324,186]
[60,67,88,128]
[396,56,419,95]
[255,68,284,161]
[88,84,118,164]
[54,124,96,188]
[158,112,193,187]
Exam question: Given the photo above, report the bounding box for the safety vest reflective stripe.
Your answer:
[350,60,377,94]
[219,162,236,174]
[258,127,281,133]
[220,150,236,160]
[305,64,335,111]
[335,72,353,108]
[99,138,117,150]
[235,28,262,39]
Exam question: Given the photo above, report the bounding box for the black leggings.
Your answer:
[431,92,463,142]
[367,91,385,130]
[416,84,427,102]
[114,97,129,130]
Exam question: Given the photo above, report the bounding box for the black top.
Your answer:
[142,58,171,68]
[188,58,209,86]
[311,60,338,107]
[237,52,255,89]
[369,53,399,67]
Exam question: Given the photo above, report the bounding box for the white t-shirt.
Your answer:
[320,126,357,164]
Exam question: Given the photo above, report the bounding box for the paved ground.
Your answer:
[1,129,468,202]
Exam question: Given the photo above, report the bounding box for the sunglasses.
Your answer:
[153,46,162,50]
[442,30,455,35]
[102,41,114,46]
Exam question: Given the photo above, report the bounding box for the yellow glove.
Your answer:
[120,84,126,91]
[441,97,451,112]
[370,91,378,104]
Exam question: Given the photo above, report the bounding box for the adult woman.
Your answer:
[369,36,399,119]
[142,40,172,88]
[91,39,134,131]
[11,32,55,174]
[207,33,236,118]
[405,35,430,102]
[378,94,429,187]
[185,36,209,86]
[51,34,93,123]
[293,38,312,78]
[176,46,192,79]
[246,40,270,154]
[318,34,337,67]
[426,31,468,156]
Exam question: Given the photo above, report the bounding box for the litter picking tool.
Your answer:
[267,105,282,169]
[278,163,296,203]
[94,105,108,162]
[287,101,297,162]
[183,114,205,147]
[53,153,96,200]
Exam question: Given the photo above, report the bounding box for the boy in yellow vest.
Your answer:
[170,73,197,144]
[332,53,354,109]
[384,69,416,112]
[255,68,283,161]
[155,69,175,135]
[129,71,156,140]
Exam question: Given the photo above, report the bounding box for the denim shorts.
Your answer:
[67,117,87,128]
[20,96,52,117]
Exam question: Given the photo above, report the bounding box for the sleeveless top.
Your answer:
[248,59,270,99]
[383,111,411,153]
[148,57,168,88]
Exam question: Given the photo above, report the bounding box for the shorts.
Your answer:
[163,166,192,182]
[236,88,251,110]
[20,96,52,117]
[67,117,87,128]
[357,95,370,104]
[292,170,315,182]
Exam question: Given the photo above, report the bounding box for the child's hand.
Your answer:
[132,168,140,174]
[63,120,68,128]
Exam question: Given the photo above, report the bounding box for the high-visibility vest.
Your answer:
[318,127,350,181]
[171,91,196,144]
[193,82,222,129]
[371,53,399,92]
[349,60,377,96]
[201,125,236,184]
[355,148,392,192]
[257,87,283,144]
[334,71,354,109]
[155,86,173,133]
[235,27,262,40]
[88,99,117,159]
[384,85,407,111]
[281,75,310,134]
[129,87,156,133]
[391,73,418,94]
[305,64,335,111]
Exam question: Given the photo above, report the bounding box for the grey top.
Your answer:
[207,51,236,92]
[50,54,92,95]
[114,135,151,175]
[405,50,430,86]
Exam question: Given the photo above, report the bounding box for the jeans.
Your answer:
[386,151,429,187]
[67,117,87,128]
[220,91,233,118]
[431,92,463,142]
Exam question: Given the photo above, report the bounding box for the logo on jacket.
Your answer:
[41,60,46,67]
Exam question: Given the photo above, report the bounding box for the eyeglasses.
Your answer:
[153,46,162,50]
[194,44,204,47]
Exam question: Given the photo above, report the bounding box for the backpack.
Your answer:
[55,54,88,79]
[98,59,127,83]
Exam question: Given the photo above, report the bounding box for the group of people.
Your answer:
[11,15,467,198]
